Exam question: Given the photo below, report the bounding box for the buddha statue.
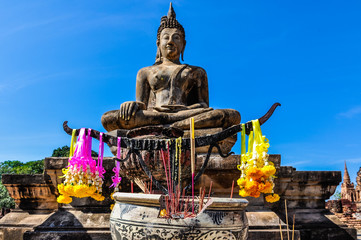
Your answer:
[101,3,240,132]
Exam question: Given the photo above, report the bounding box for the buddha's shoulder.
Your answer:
[184,64,206,72]
[136,66,156,78]
[136,64,206,76]
[183,64,207,77]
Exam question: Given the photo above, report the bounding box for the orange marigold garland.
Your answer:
[237,120,280,202]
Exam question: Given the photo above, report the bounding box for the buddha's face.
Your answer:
[158,28,184,61]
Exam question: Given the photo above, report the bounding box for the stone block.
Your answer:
[2,174,57,212]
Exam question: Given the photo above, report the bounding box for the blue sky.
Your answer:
[0,1,360,187]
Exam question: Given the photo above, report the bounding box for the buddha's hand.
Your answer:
[187,102,209,109]
[120,101,146,120]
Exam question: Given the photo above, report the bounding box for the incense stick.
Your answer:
[230,180,235,199]
[161,149,171,196]
[208,181,213,200]
[292,214,295,240]
[190,117,195,214]
[131,180,134,193]
[134,178,145,193]
[176,137,182,188]
[150,177,153,194]
[285,199,290,240]
[165,196,170,217]
[180,188,186,213]
[279,219,284,240]
[167,142,173,197]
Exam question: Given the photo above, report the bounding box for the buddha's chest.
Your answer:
[148,66,193,93]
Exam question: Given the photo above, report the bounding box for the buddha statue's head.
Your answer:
[155,3,186,64]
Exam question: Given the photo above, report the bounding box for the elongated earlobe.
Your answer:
[181,40,186,62]
[155,40,162,64]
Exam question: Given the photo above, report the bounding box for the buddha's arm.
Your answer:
[136,68,150,107]
[120,69,148,120]
[189,67,209,109]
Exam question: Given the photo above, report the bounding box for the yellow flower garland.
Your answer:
[237,120,280,203]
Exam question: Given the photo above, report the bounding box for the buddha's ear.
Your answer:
[181,40,186,62]
[155,40,162,63]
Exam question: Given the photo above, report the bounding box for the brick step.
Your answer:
[334,214,361,230]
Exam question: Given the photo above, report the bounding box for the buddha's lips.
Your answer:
[166,45,175,50]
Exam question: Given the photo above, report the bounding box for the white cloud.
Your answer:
[287,160,311,166]
[338,105,361,118]
[338,157,361,164]
[0,15,72,39]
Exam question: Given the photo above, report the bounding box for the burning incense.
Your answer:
[131,180,134,193]
[230,180,235,199]
[190,117,195,214]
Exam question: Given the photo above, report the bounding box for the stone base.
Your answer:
[0,210,50,240]
[10,209,112,240]
[246,211,301,240]
[248,229,300,240]
[24,231,111,240]
[0,155,358,240]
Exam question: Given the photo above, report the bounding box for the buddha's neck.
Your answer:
[162,58,181,65]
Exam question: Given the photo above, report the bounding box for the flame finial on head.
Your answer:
[167,2,176,19]
[157,2,185,41]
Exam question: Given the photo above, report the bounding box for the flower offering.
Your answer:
[57,128,106,204]
[237,120,280,202]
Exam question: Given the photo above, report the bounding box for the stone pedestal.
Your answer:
[0,154,357,240]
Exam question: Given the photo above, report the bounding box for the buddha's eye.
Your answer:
[162,35,169,40]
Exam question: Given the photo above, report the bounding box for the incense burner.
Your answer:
[110,193,248,240]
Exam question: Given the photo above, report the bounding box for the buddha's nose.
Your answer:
[167,38,175,45]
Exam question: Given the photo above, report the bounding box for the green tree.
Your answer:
[331,190,341,200]
[0,183,15,209]
[15,160,44,174]
[52,145,98,157]
[0,160,23,176]
[0,160,44,176]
